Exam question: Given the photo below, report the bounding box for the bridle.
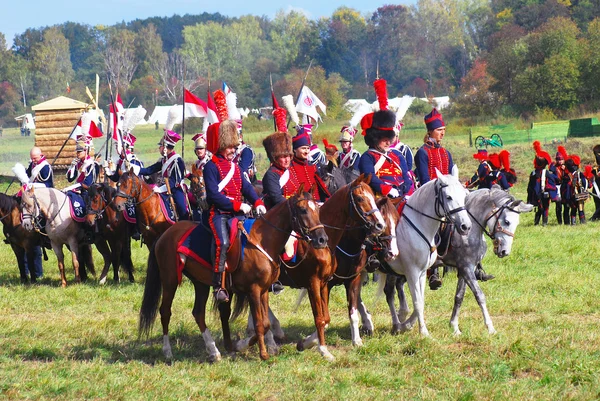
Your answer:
[322,183,381,233]
[87,187,114,223]
[115,174,154,206]
[260,195,324,242]
[468,198,518,255]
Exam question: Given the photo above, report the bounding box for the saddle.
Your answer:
[65,191,86,222]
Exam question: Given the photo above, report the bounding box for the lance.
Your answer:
[182,66,186,160]
[108,82,126,160]
[287,59,313,127]
[51,116,83,168]
[270,73,277,132]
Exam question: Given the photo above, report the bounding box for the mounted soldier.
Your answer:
[204,119,266,303]
[337,126,360,171]
[137,130,189,221]
[291,129,330,203]
[192,133,212,170]
[233,119,257,183]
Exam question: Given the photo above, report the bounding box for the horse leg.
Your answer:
[159,279,178,361]
[123,238,135,283]
[383,274,402,334]
[95,239,112,285]
[463,269,496,335]
[84,244,96,279]
[54,244,67,287]
[218,296,233,353]
[13,245,29,284]
[299,279,334,361]
[110,237,122,283]
[450,274,468,336]
[70,243,81,284]
[190,280,221,362]
[396,275,410,323]
[268,306,286,342]
[244,305,283,351]
[402,272,430,336]
[258,291,278,356]
[345,276,365,346]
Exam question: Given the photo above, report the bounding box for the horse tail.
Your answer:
[375,271,387,302]
[138,242,162,339]
[230,292,249,322]
[294,288,308,312]
[121,238,134,274]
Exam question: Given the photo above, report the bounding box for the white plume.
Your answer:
[349,103,375,128]
[165,105,183,131]
[390,95,414,124]
[12,163,30,185]
[226,92,242,120]
[282,95,299,125]
[123,106,147,133]
[80,112,94,137]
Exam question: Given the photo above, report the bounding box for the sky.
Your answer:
[2,0,414,48]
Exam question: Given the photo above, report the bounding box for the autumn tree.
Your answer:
[102,28,138,94]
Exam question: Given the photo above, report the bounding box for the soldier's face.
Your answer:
[222,146,237,161]
[377,138,392,152]
[294,146,309,160]
[275,155,291,169]
[195,148,206,159]
[30,151,42,163]
[76,151,85,160]
[429,127,446,143]
[340,141,351,152]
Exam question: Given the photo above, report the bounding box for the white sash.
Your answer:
[161,153,180,176]
[218,162,236,192]
[279,169,290,187]
[541,169,546,192]
[30,160,49,182]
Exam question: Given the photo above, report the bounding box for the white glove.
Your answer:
[102,160,109,168]
[387,188,400,198]
[239,203,252,214]
[71,159,79,166]
[255,205,267,215]
[104,167,114,176]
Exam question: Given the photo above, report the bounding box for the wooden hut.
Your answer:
[31,96,90,168]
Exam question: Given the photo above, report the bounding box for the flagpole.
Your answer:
[51,116,83,168]
[287,59,313,127]
[182,66,186,160]
[270,73,276,132]
[108,83,125,159]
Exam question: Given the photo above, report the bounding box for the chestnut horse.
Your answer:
[0,193,46,283]
[138,188,328,362]
[86,183,135,284]
[258,175,386,360]
[113,171,174,248]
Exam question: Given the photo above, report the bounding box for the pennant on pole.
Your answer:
[295,86,326,122]
[88,120,103,138]
[184,89,208,118]
[69,119,83,139]
[206,89,219,124]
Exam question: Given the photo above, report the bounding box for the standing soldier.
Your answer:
[466,149,490,189]
[137,130,189,221]
[550,146,568,224]
[204,120,265,303]
[337,126,360,171]
[590,145,600,221]
[565,154,589,225]
[478,152,511,190]
[527,141,558,226]
[414,108,454,290]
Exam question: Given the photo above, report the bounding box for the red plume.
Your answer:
[373,79,388,111]
[533,140,542,153]
[499,150,510,170]
[213,89,228,122]
[272,107,288,133]
[557,145,568,160]
[584,165,593,180]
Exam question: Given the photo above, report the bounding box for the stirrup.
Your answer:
[213,288,229,304]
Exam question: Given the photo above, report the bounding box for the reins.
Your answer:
[467,198,517,240]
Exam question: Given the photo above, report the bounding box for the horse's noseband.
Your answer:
[435,182,465,224]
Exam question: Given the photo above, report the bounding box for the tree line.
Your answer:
[1,0,600,126]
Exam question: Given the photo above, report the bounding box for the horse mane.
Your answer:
[489,186,515,205]
[0,193,18,213]
[376,197,397,216]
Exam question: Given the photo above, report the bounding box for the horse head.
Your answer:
[114,170,141,212]
[290,184,328,249]
[435,169,471,236]
[20,186,39,232]
[189,164,208,210]
[487,191,533,258]
[374,197,400,261]
[348,174,386,235]
[86,184,105,227]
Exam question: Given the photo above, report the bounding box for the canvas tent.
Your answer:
[147,105,180,126]
[15,113,36,130]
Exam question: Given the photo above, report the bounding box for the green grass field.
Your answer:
[1,120,600,399]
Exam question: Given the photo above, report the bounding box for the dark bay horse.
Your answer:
[86,184,135,284]
[113,170,174,248]
[257,175,386,360]
[138,188,328,362]
[0,193,45,283]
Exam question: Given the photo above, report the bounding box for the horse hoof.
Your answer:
[260,352,270,361]
[391,324,401,335]
[360,327,373,336]
[208,353,221,363]
[488,328,497,335]
[297,340,305,352]
[267,345,280,356]
[99,277,107,285]
[352,339,364,347]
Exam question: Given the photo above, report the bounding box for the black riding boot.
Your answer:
[579,210,586,224]
[130,223,141,241]
[542,215,548,226]
[556,204,562,224]
[534,209,541,225]
[475,263,495,281]
[563,208,570,225]
[428,266,442,290]
[213,217,230,304]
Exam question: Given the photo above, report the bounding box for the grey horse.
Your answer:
[384,186,533,335]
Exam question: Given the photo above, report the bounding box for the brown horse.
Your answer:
[113,170,174,248]
[258,174,386,360]
[86,184,135,284]
[138,188,328,362]
[0,193,46,283]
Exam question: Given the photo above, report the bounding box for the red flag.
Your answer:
[184,89,208,118]
[206,89,219,124]
[271,90,279,109]
[66,82,71,93]
[115,94,124,113]
[88,120,103,138]
[69,118,83,139]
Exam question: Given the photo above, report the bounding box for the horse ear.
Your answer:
[365,173,372,185]
[297,183,305,195]
[129,167,134,174]
[311,182,318,195]
[192,164,198,175]
[513,199,534,213]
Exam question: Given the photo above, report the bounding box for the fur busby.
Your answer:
[263,132,293,163]
[424,108,445,131]
[533,140,551,167]
[213,90,229,122]
[218,120,239,152]
[362,109,397,148]
[272,107,288,133]
[473,149,488,161]
[556,145,568,161]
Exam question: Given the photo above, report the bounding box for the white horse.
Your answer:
[378,169,472,336]
[384,187,533,336]
[21,186,94,287]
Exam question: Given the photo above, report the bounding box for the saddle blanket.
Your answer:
[158,193,177,224]
[66,191,86,223]
[123,202,137,224]
[176,217,255,284]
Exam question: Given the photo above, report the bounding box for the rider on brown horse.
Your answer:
[204,120,266,303]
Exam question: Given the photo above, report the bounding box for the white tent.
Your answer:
[15,113,35,129]
[147,105,180,126]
